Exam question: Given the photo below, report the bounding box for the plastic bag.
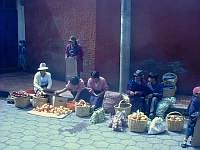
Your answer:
[90,108,105,124]
[156,97,176,118]
[148,117,166,135]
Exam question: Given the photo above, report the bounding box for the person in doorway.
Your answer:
[65,36,83,80]
[127,70,151,113]
[181,86,200,148]
[18,40,27,71]
[87,71,109,109]
[55,76,92,103]
[33,63,52,95]
[146,72,163,120]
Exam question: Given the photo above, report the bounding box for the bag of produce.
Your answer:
[90,108,105,124]
[148,117,166,135]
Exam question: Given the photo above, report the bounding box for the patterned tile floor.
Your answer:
[0,100,200,150]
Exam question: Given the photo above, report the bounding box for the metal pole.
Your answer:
[119,0,131,92]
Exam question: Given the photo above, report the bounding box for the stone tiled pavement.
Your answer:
[0,100,199,150]
[0,72,200,150]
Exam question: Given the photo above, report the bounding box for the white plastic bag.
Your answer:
[148,117,166,135]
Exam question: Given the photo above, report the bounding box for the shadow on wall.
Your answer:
[133,59,188,94]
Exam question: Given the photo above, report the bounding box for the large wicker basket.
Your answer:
[163,86,176,98]
[162,73,177,84]
[32,96,48,108]
[128,116,148,133]
[14,96,30,108]
[166,111,184,132]
[114,100,132,116]
[53,96,67,107]
[75,100,91,117]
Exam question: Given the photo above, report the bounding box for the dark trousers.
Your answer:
[130,96,146,112]
[147,97,160,115]
[186,117,198,138]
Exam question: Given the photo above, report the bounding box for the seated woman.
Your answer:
[146,72,163,120]
[127,70,150,113]
[55,76,92,103]
[33,63,52,95]
[87,71,109,109]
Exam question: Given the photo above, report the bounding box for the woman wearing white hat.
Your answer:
[33,63,52,94]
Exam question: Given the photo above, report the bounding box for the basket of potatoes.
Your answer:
[75,100,91,117]
[166,111,184,132]
[128,111,148,133]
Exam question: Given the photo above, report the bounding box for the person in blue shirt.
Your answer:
[181,86,200,148]
[127,70,151,112]
[146,72,163,120]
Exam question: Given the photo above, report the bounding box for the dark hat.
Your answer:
[133,70,144,77]
[148,72,159,79]
[68,36,77,42]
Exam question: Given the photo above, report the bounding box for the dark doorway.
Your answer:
[0,0,18,73]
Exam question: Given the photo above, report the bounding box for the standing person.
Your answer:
[181,86,200,148]
[65,36,83,81]
[87,71,109,109]
[127,70,151,112]
[33,63,52,95]
[18,40,27,71]
[146,72,163,120]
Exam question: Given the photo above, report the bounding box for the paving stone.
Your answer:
[0,143,7,149]
[145,137,162,144]
[153,143,171,150]
[49,140,65,147]
[64,142,81,149]
[162,139,180,146]
[81,145,97,150]
[3,145,21,150]
[19,141,37,148]
[125,145,142,150]
[108,143,126,150]
[92,141,109,148]
[132,135,147,142]
[21,135,37,141]
[0,136,9,142]
[34,144,52,150]
[77,139,94,145]
[136,142,153,148]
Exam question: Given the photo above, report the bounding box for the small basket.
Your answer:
[66,101,75,111]
[32,96,48,108]
[14,96,30,108]
[128,116,147,133]
[75,100,91,117]
[114,100,132,116]
[166,111,184,132]
[53,96,67,107]
[162,73,177,83]
[163,86,176,98]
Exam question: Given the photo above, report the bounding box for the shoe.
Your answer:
[181,140,188,148]
[149,113,155,120]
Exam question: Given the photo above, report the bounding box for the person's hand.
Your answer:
[54,91,60,95]
[147,94,153,99]
[129,91,135,96]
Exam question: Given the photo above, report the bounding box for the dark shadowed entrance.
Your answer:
[0,0,18,73]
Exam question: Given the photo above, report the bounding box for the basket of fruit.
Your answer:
[11,91,30,108]
[66,101,75,111]
[32,95,48,108]
[166,111,184,132]
[114,100,132,116]
[128,111,148,133]
[75,100,91,117]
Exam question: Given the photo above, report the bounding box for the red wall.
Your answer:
[24,0,96,81]
[24,0,200,93]
[132,0,200,94]
[96,0,121,90]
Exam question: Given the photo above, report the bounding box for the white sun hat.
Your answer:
[38,63,48,71]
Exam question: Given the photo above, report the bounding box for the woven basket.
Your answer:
[14,96,30,108]
[53,96,67,107]
[166,111,184,132]
[75,100,91,117]
[32,96,48,108]
[128,116,148,133]
[114,100,132,116]
[163,86,176,98]
[162,73,177,83]
[66,101,75,111]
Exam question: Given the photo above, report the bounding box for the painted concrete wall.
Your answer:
[24,0,96,81]
[132,0,200,94]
